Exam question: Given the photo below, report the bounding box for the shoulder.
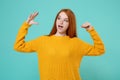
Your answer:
[70,37,83,43]
[70,37,81,42]
[37,35,50,40]
[71,37,80,40]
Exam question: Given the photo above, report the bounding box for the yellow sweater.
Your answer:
[14,22,105,80]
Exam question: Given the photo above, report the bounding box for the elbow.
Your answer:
[13,44,21,52]
[101,44,106,54]
[13,46,23,52]
[102,46,106,53]
[13,45,18,51]
[96,43,106,56]
[97,47,106,56]
[100,49,105,55]
[87,46,105,56]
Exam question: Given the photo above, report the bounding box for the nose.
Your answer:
[60,19,64,24]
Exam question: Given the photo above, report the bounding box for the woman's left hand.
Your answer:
[81,22,93,30]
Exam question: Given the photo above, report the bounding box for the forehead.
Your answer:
[58,12,68,18]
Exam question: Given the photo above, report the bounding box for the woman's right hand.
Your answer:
[26,12,39,25]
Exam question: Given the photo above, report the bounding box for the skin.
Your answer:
[26,12,39,25]
[26,11,93,36]
[55,12,69,36]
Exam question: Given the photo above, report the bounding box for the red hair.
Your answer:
[49,9,77,38]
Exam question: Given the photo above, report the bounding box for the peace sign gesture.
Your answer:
[26,12,39,25]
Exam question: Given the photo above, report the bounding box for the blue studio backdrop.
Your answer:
[0,0,120,80]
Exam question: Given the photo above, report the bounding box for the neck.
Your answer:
[54,32,67,36]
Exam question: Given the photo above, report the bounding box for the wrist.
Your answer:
[25,21,32,27]
[85,25,93,30]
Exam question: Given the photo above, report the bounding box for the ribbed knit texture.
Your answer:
[14,22,105,80]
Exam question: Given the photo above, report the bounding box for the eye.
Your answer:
[64,19,69,22]
[57,17,61,20]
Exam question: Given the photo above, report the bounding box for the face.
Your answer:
[56,12,69,34]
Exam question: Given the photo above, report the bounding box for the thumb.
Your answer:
[29,20,39,25]
[32,21,39,25]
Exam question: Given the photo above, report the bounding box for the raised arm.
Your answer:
[79,22,105,56]
[14,12,40,52]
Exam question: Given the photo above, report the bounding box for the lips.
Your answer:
[58,25,63,28]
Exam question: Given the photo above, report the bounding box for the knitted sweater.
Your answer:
[14,22,105,80]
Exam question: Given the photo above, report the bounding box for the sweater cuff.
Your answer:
[23,21,32,28]
[24,21,31,27]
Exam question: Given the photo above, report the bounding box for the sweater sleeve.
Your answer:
[78,27,105,56]
[13,21,43,52]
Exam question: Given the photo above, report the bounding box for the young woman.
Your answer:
[14,9,105,80]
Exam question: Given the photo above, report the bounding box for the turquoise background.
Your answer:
[0,0,120,80]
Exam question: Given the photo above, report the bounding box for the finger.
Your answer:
[86,22,91,27]
[81,24,87,28]
[30,12,37,19]
[29,14,32,18]
[28,14,33,20]
[31,13,35,19]
[33,12,39,18]
[82,22,90,27]
[81,24,86,27]
[28,13,34,21]
[30,12,38,20]
[26,14,33,23]
[81,26,85,28]
[32,21,39,25]
[34,12,39,16]
[29,20,39,25]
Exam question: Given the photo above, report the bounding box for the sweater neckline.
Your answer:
[51,34,69,38]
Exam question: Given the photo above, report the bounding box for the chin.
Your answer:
[59,31,66,34]
[57,28,66,34]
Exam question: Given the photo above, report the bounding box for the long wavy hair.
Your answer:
[49,9,77,38]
